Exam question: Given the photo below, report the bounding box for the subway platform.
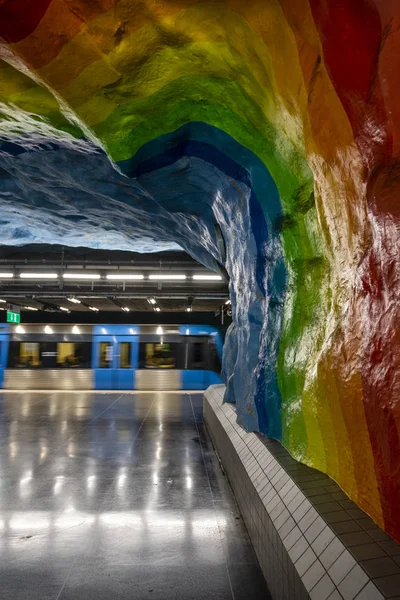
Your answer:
[0,391,271,600]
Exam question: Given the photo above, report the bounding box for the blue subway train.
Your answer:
[0,324,222,390]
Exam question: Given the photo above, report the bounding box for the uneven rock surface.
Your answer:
[0,1,399,540]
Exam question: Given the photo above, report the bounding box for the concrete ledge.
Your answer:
[204,385,399,600]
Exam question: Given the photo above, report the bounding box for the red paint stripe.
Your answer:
[0,0,52,43]
[360,243,400,541]
[310,0,392,168]
[311,0,400,538]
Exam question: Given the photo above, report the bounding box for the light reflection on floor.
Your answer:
[0,391,270,599]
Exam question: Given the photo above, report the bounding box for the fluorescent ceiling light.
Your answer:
[192,274,222,281]
[147,297,156,305]
[0,273,13,278]
[44,325,53,334]
[16,325,25,333]
[63,273,100,280]
[186,307,192,312]
[72,326,80,334]
[106,274,144,280]
[121,307,130,312]
[68,297,81,304]
[20,272,58,279]
[225,299,231,305]
[24,306,38,311]
[154,307,161,312]
[88,306,99,312]
[156,326,163,334]
[0,299,6,303]
[148,274,186,280]
[60,307,70,312]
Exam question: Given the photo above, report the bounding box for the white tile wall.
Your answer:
[203,385,393,600]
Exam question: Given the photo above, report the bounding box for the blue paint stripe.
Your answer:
[121,123,285,439]
[121,123,285,301]
[126,138,270,301]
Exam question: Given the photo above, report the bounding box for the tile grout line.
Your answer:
[188,393,237,600]
[208,392,393,600]
[33,393,125,477]
[94,391,158,514]
[0,390,59,419]
[64,392,126,445]
[54,392,157,600]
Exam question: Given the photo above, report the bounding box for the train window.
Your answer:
[57,343,92,368]
[191,342,206,369]
[8,342,41,368]
[209,339,221,373]
[7,342,93,369]
[119,343,131,368]
[99,342,113,368]
[139,342,177,369]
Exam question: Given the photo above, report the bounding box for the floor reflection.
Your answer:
[0,392,270,600]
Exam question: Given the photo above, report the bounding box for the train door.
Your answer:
[178,327,223,390]
[180,336,207,390]
[93,335,117,390]
[0,333,9,389]
[92,327,140,390]
[115,336,139,390]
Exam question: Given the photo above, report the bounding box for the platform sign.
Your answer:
[6,303,20,324]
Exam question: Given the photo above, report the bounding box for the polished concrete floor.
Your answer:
[0,392,271,600]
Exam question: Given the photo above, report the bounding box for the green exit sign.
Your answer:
[6,303,21,324]
[7,311,20,324]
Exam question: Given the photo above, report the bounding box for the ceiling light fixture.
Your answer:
[24,306,38,311]
[0,273,14,278]
[67,297,81,304]
[88,306,99,312]
[63,273,100,280]
[186,307,192,312]
[44,325,53,334]
[106,274,144,280]
[225,299,231,305]
[147,297,157,305]
[192,274,222,281]
[121,306,130,312]
[16,325,25,334]
[148,274,186,280]
[0,299,6,303]
[156,326,163,334]
[60,307,70,313]
[154,307,161,312]
[20,272,58,279]
[72,326,80,334]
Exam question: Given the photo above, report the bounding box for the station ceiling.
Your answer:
[0,245,229,315]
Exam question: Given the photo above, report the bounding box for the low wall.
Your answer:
[204,385,400,600]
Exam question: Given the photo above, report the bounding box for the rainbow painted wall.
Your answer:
[0,1,399,541]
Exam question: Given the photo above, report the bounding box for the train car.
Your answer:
[0,324,223,391]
